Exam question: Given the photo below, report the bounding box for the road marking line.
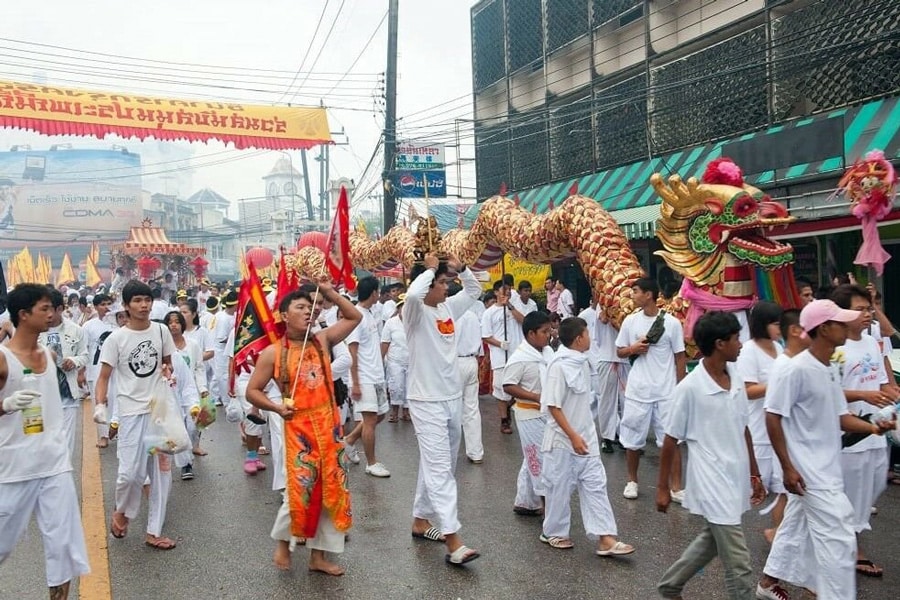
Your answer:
[79,405,112,600]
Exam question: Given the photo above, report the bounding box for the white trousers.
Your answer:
[458,356,482,460]
[841,447,888,533]
[595,362,627,441]
[62,405,79,459]
[764,488,856,599]
[541,448,617,540]
[267,397,286,492]
[409,398,462,535]
[513,410,546,510]
[385,361,408,408]
[174,404,200,470]
[205,360,219,402]
[213,350,228,402]
[114,413,172,537]
[270,492,345,553]
[0,472,90,586]
[754,445,786,494]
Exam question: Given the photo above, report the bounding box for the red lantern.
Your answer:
[190,255,209,279]
[136,255,161,281]
[297,231,328,253]
[246,246,274,269]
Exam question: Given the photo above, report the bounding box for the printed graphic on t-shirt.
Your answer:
[846,352,880,383]
[94,330,112,366]
[436,317,455,337]
[128,340,159,378]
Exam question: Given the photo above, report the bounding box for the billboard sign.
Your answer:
[0,149,143,247]
[394,170,446,198]
[396,142,445,170]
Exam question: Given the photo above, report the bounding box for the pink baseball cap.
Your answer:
[799,299,859,336]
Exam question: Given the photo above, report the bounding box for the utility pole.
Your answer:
[382,0,399,234]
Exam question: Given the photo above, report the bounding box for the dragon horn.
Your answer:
[650,173,708,212]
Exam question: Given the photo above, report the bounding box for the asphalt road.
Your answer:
[3,398,899,600]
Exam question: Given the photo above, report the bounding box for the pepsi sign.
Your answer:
[394,170,446,198]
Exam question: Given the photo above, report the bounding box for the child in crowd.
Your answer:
[657,311,766,599]
[539,317,634,557]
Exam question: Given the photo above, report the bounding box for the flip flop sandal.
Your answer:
[445,545,480,566]
[388,415,399,423]
[258,446,270,456]
[539,534,574,549]
[145,537,177,550]
[596,541,635,557]
[412,527,445,542]
[110,514,128,539]
[856,559,883,577]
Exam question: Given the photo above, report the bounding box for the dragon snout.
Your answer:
[758,201,790,219]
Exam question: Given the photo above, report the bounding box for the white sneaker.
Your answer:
[623,481,639,499]
[344,441,360,464]
[365,462,390,478]
[755,582,790,600]
[670,489,686,504]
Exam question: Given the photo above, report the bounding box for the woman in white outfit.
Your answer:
[381,297,409,423]
[180,299,213,455]
[164,311,206,481]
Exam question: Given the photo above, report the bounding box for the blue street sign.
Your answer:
[394,169,446,198]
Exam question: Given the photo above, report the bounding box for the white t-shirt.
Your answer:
[736,340,782,447]
[510,294,538,316]
[150,299,170,322]
[455,309,483,357]
[764,350,848,491]
[541,347,599,455]
[667,360,751,525]
[868,320,893,359]
[199,310,216,331]
[381,299,397,323]
[557,288,575,319]
[185,326,215,359]
[172,341,202,408]
[481,303,522,369]
[174,337,207,396]
[579,305,627,365]
[83,317,114,381]
[403,268,481,402]
[834,334,888,453]
[502,342,554,421]
[0,347,71,483]
[100,323,176,417]
[346,304,385,385]
[616,311,685,402]
[213,310,236,348]
[380,315,409,366]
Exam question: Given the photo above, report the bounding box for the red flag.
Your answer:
[230,261,281,392]
[273,247,298,336]
[325,186,356,291]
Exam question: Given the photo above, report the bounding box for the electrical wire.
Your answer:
[288,0,348,105]
[273,1,331,104]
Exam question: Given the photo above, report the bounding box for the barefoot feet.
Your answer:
[273,540,292,571]
[308,549,344,576]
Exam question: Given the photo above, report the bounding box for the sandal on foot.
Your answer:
[145,536,177,550]
[445,545,480,565]
[856,559,883,577]
[388,415,399,423]
[539,533,573,549]
[513,506,543,516]
[258,446,270,455]
[110,514,128,539]
[412,526,445,542]
[596,541,635,556]
[500,418,513,434]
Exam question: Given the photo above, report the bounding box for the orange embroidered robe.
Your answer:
[275,337,352,538]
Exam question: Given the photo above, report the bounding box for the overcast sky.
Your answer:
[1,0,477,222]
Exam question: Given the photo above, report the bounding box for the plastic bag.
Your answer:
[194,393,217,430]
[225,393,243,424]
[145,379,191,455]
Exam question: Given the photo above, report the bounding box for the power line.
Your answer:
[273,1,331,104]
[288,0,348,105]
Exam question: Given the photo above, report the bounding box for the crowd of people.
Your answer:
[0,262,898,599]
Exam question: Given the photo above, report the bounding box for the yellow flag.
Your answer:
[89,242,100,267]
[17,247,35,283]
[43,255,53,284]
[7,258,18,286]
[57,253,77,287]
[85,255,102,287]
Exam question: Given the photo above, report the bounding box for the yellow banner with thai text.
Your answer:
[482,255,551,291]
[0,80,331,150]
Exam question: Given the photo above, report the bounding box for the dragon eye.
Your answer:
[732,195,758,218]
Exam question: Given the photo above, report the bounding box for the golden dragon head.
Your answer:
[652,158,795,287]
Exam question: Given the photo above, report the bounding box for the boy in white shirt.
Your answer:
[503,311,554,515]
[830,284,896,578]
[615,278,686,501]
[656,311,766,598]
[94,280,177,550]
[757,299,895,600]
[540,317,634,557]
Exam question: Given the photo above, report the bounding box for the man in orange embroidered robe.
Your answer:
[246,284,361,576]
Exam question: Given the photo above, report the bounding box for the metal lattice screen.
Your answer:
[472,0,506,91]
[591,0,641,28]
[771,0,900,120]
[595,73,648,169]
[651,25,769,153]
[546,0,589,53]
[510,114,550,189]
[549,95,593,180]
[475,123,511,199]
[507,0,543,72]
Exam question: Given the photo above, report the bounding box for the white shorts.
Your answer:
[618,397,670,450]
[492,367,511,401]
[754,445,786,495]
[353,383,389,418]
